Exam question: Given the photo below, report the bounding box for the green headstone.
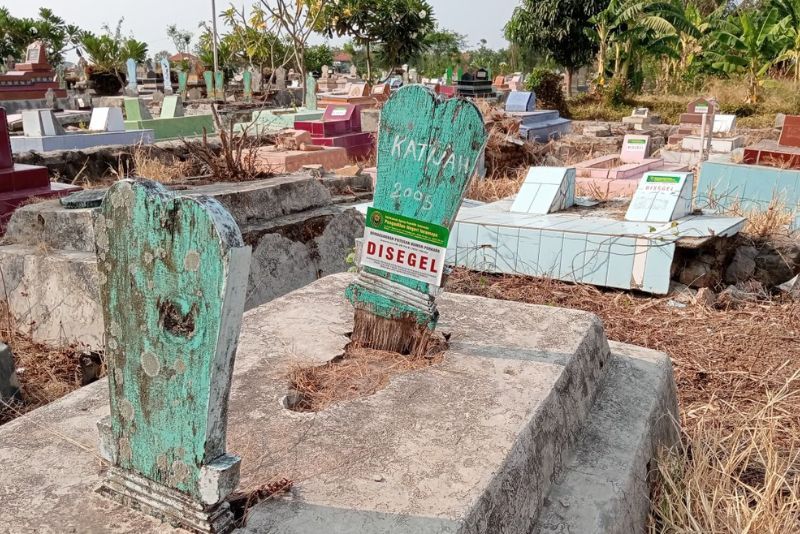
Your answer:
[123,97,153,121]
[214,71,224,100]
[306,73,317,110]
[160,94,185,119]
[95,180,251,533]
[446,67,453,85]
[204,71,214,98]
[346,85,487,337]
[243,70,252,100]
[178,71,188,95]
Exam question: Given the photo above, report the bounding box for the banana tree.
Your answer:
[707,8,784,103]
[772,0,800,83]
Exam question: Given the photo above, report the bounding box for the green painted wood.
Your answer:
[243,70,252,99]
[204,71,214,98]
[178,71,188,95]
[346,85,487,327]
[96,180,250,499]
[214,71,225,99]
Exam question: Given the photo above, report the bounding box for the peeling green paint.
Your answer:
[97,180,250,501]
[347,85,487,329]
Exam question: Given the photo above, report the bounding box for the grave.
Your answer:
[743,114,800,168]
[124,58,138,97]
[0,172,368,349]
[123,96,215,140]
[680,113,745,153]
[503,91,571,142]
[667,97,717,147]
[317,82,380,109]
[233,74,323,136]
[0,84,680,534]
[448,169,745,294]
[456,68,494,98]
[243,129,350,173]
[294,104,373,159]
[0,107,79,230]
[622,107,653,131]
[11,108,154,153]
[0,41,66,102]
[697,115,800,215]
[575,134,689,198]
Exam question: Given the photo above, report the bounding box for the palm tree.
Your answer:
[707,7,783,102]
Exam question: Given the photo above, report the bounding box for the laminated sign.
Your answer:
[362,207,449,286]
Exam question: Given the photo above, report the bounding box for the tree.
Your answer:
[707,7,784,102]
[417,27,465,77]
[772,0,800,83]
[166,25,193,55]
[505,0,608,96]
[0,7,83,66]
[305,43,333,73]
[316,0,435,78]
[80,19,148,90]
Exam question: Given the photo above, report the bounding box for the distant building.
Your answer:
[333,51,352,74]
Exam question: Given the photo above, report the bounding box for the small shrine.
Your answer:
[0,42,66,102]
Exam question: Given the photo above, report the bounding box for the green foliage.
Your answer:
[316,0,435,77]
[166,25,192,55]
[305,44,333,73]
[603,78,629,107]
[467,39,511,75]
[525,67,569,116]
[416,27,465,77]
[506,0,607,83]
[0,7,83,66]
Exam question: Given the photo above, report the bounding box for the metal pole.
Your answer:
[211,0,219,74]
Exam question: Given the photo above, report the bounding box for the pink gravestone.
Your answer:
[0,107,79,231]
[620,135,651,163]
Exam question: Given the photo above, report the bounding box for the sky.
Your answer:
[4,0,519,62]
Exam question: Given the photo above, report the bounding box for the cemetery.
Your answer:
[0,2,798,534]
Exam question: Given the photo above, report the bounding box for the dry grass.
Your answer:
[129,146,195,183]
[447,269,800,533]
[701,189,796,239]
[287,340,446,413]
[0,306,102,425]
[651,374,800,533]
[467,167,527,202]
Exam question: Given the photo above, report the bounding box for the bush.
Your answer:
[602,79,629,108]
[525,67,568,117]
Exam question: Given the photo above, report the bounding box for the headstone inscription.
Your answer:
[125,58,138,96]
[95,179,251,534]
[625,171,694,223]
[160,58,173,95]
[620,134,651,162]
[346,85,488,353]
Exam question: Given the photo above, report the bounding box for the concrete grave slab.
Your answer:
[511,167,575,214]
[0,274,678,534]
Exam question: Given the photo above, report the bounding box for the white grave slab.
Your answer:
[625,171,694,223]
[88,107,125,132]
[22,109,65,137]
[620,135,651,163]
[713,114,736,134]
[511,167,575,215]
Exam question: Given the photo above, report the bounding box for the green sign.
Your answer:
[646,175,682,184]
[367,208,449,247]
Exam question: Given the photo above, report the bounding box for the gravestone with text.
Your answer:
[346,85,487,347]
[625,171,694,223]
[95,179,251,534]
[160,58,173,95]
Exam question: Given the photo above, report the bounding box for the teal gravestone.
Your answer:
[125,58,138,97]
[178,71,188,96]
[305,72,317,110]
[445,67,453,85]
[214,71,225,100]
[243,70,252,101]
[160,58,173,95]
[204,71,214,98]
[95,180,251,534]
[346,85,487,353]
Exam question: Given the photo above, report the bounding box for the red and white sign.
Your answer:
[361,227,446,286]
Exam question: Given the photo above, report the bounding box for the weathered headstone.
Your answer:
[349,64,358,77]
[409,68,418,84]
[203,71,214,98]
[124,98,154,121]
[160,58,173,95]
[160,95,185,118]
[779,115,800,147]
[0,343,20,402]
[95,179,251,534]
[151,89,165,105]
[242,70,252,100]
[625,171,694,223]
[346,85,487,352]
[177,71,188,96]
[22,109,65,137]
[44,88,56,109]
[88,107,126,132]
[620,134,651,163]
[274,66,286,90]
[125,58,138,96]
[214,71,224,100]
[305,73,317,110]
[251,69,262,93]
[713,114,737,135]
[321,65,330,79]
[511,167,575,215]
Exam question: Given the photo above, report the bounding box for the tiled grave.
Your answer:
[123,96,215,140]
[504,91,571,142]
[294,104,373,159]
